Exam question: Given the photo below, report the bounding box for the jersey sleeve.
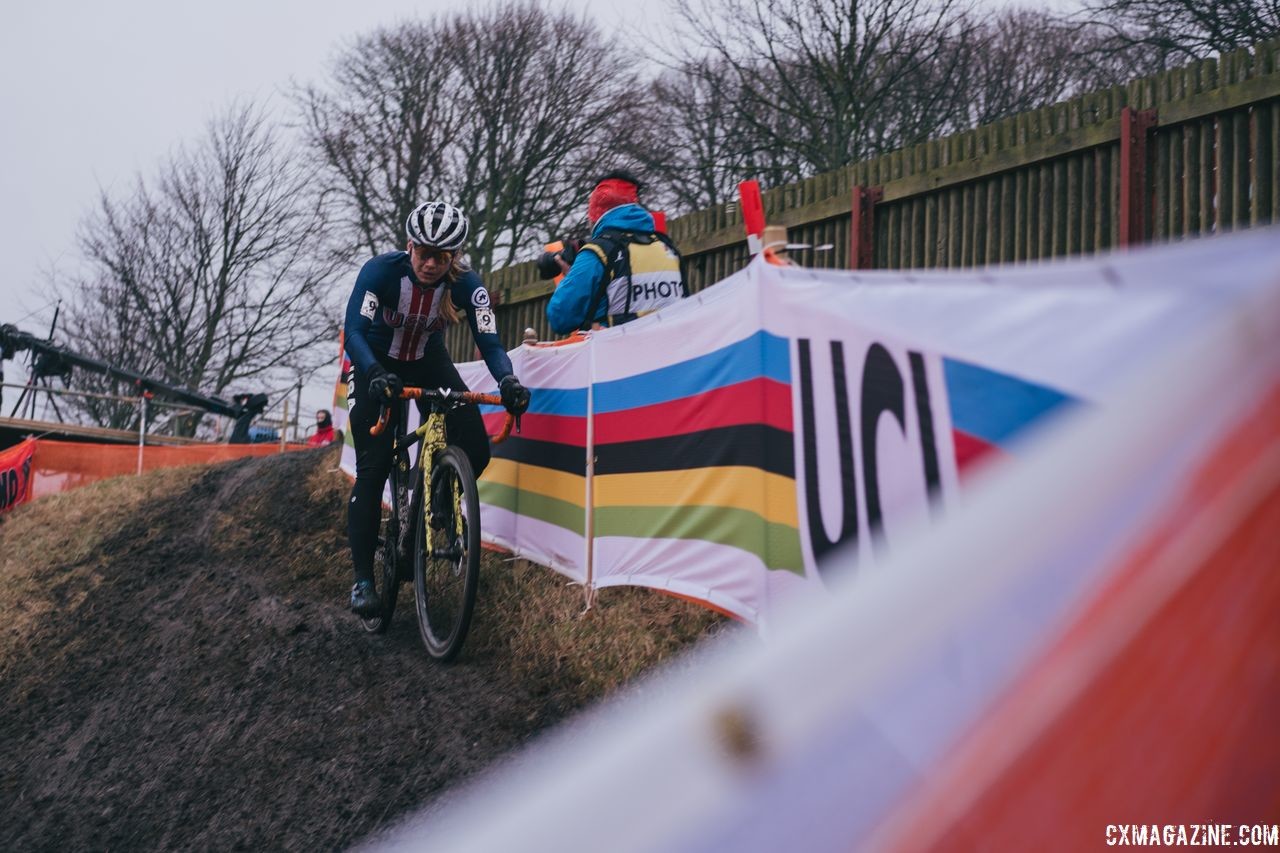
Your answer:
[546,249,606,334]
[342,259,387,374]
[452,272,514,383]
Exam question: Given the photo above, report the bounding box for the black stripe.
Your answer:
[491,435,586,476]
[595,424,794,478]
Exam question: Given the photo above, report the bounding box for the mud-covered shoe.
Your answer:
[350,580,381,617]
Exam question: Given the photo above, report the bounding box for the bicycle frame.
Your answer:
[362,386,517,656]
[371,387,514,558]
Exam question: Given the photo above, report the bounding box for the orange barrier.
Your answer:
[877,382,1280,852]
[29,439,305,500]
[0,438,37,513]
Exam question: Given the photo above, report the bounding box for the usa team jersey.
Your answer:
[342,252,513,382]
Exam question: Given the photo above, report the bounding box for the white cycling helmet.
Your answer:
[406,200,469,251]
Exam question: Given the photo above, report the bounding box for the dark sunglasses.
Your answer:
[410,243,453,264]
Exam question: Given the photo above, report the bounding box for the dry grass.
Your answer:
[0,467,204,673]
[288,458,733,707]
[0,452,728,707]
[469,555,734,707]
[0,448,733,849]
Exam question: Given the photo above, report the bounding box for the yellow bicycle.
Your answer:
[365,387,515,661]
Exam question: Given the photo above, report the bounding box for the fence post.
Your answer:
[280,398,289,453]
[1118,107,1158,247]
[851,186,884,269]
[137,393,149,475]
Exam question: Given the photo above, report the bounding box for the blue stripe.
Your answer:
[944,358,1076,446]
[475,386,587,418]
[595,331,791,413]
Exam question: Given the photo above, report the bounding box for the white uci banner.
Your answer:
[371,229,1280,629]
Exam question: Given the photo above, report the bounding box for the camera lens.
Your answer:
[535,251,561,280]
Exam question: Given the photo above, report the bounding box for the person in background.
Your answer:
[307,409,336,447]
[546,170,685,334]
[342,201,530,617]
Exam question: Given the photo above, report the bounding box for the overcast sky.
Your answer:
[0,0,645,418]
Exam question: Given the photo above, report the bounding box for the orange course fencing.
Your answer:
[872,381,1280,851]
[22,440,305,503]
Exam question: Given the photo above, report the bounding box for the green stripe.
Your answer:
[479,481,585,536]
[594,505,804,575]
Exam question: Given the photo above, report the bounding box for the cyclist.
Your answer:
[343,201,530,617]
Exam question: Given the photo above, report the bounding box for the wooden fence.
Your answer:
[449,39,1280,360]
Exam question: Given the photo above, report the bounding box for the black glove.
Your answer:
[366,364,403,402]
[500,375,530,416]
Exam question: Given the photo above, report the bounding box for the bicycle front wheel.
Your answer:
[414,445,481,661]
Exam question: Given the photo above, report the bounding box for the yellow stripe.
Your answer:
[594,467,797,528]
[484,457,586,508]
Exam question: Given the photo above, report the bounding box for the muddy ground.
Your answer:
[0,447,721,850]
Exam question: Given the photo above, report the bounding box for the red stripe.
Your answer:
[482,412,586,446]
[395,282,417,359]
[595,378,791,445]
[953,429,1003,476]
[404,284,433,359]
[480,379,791,446]
[390,282,420,359]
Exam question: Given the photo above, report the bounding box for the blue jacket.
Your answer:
[343,252,513,382]
[546,204,656,334]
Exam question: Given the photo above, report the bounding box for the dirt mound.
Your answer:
[0,448,724,850]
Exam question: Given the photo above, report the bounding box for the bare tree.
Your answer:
[445,3,639,268]
[295,21,461,261]
[58,103,345,434]
[1077,0,1279,66]
[949,9,1115,129]
[296,2,637,273]
[622,59,768,212]
[667,0,977,181]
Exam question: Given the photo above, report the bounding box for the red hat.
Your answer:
[588,172,640,224]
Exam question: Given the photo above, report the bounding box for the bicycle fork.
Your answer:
[417,414,460,559]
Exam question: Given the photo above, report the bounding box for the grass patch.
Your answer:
[0,467,204,672]
[1,449,731,710]
[469,554,733,707]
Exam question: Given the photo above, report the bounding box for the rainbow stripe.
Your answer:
[479,331,803,574]
[592,331,802,575]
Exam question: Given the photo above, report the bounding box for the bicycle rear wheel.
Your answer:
[414,445,481,661]
[360,456,413,633]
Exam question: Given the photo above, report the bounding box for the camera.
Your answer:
[535,238,583,281]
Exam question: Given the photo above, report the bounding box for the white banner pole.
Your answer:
[582,336,597,611]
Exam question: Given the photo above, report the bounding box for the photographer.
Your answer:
[545,171,685,334]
